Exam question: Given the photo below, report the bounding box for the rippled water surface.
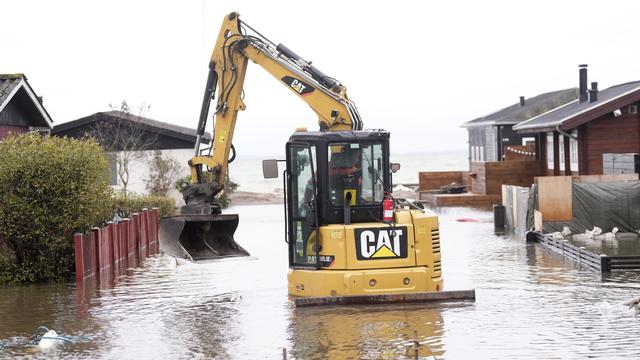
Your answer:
[2,204,640,359]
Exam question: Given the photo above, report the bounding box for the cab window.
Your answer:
[327,142,384,207]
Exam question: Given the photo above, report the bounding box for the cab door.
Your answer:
[286,142,319,268]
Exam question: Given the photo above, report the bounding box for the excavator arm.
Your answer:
[182,12,363,213]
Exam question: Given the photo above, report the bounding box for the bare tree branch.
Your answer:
[85,100,157,197]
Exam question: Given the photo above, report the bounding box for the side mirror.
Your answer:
[262,159,279,179]
[390,163,401,173]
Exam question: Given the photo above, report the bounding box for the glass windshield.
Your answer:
[289,145,317,267]
[328,142,384,207]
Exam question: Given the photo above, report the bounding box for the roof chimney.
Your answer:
[579,64,588,103]
[589,81,598,103]
[519,96,525,107]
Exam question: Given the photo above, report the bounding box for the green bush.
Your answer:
[0,134,113,283]
[113,193,176,218]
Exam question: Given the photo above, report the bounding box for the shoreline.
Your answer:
[229,189,419,206]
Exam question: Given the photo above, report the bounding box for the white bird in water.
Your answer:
[597,300,614,316]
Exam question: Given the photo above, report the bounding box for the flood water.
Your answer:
[2,204,640,359]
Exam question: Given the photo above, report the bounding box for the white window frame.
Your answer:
[546,132,554,170]
[630,105,638,115]
[479,145,484,162]
[559,135,565,170]
[570,129,579,172]
[521,137,535,146]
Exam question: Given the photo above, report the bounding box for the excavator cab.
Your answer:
[280,130,391,268]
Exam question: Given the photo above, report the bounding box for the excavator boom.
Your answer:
[161,12,364,262]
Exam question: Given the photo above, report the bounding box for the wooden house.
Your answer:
[420,89,577,206]
[0,74,53,140]
[52,111,211,201]
[514,65,640,176]
[461,88,578,164]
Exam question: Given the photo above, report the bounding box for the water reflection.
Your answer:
[288,303,447,359]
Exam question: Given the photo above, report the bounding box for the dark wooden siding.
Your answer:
[0,99,31,127]
[578,124,588,174]
[498,125,531,160]
[584,105,640,174]
[0,125,28,140]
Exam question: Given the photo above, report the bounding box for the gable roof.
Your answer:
[513,81,640,133]
[52,111,211,149]
[461,88,578,128]
[0,74,54,128]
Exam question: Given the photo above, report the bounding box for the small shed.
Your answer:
[0,74,53,140]
[52,110,211,151]
[52,111,212,201]
[514,65,640,176]
[461,88,578,164]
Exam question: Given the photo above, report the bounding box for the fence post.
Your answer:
[142,208,149,255]
[122,218,129,259]
[147,209,154,252]
[600,254,611,272]
[74,233,85,283]
[91,227,99,279]
[112,221,120,265]
[153,208,159,251]
[132,213,143,257]
[125,218,133,257]
[106,222,114,269]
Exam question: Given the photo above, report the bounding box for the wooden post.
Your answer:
[112,221,119,265]
[133,213,143,257]
[150,208,159,252]
[91,227,100,279]
[123,218,131,258]
[106,222,114,268]
[74,233,85,283]
[119,221,126,261]
[601,254,611,272]
[142,208,149,254]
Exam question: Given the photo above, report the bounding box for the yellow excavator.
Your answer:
[159,12,462,302]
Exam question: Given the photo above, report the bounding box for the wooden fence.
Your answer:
[470,160,541,195]
[418,171,469,193]
[73,208,159,283]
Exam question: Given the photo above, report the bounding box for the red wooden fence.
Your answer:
[73,208,159,283]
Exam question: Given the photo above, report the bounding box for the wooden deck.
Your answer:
[419,192,501,207]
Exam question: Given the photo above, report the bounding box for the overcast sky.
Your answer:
[4,0,640,156]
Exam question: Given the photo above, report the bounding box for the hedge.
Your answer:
[0,134,113,283]
[113,193,176,218]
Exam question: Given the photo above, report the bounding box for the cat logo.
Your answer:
[355,227,408,260]
[281,76,315,96]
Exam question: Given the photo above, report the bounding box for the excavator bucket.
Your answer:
[159,214,249,262]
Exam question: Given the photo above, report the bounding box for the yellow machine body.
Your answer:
[289,209,442,297]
